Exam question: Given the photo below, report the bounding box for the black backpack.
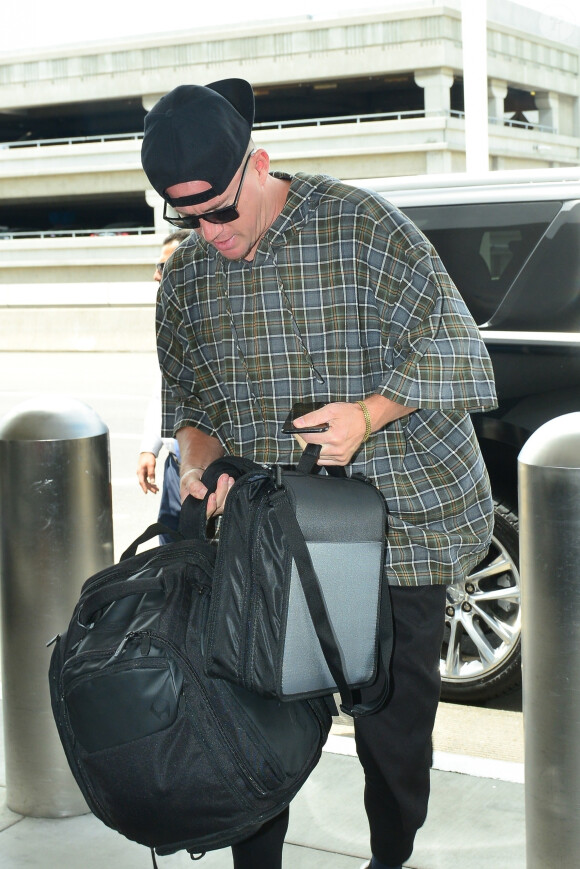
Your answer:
[48,503,332,863]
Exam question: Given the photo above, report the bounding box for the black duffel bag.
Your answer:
[48,500,332,863]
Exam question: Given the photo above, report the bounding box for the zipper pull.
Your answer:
[114,631,136,657]
[46,634,60,648]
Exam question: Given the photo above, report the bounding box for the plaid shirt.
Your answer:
[157,173,497,587]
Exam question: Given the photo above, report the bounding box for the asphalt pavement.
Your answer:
[0,351,526,868]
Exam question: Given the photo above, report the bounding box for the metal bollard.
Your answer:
[0,396,114,817]
[518,412,580,867]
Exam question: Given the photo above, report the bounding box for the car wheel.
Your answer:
[440,501,521,704]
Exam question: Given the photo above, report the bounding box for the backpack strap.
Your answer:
[119,492,213,560]
[120,523,184,560]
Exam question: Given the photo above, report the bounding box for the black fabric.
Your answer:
[354,585,447,867]
[141,78,254,203]
[231,807,289,869]
[49,519,330,861]
[202,451,392,716]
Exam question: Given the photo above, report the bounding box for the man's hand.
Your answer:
[176,426,228,517]
[292,395,416,465]
[136,451,158,494]
[180,467,235,519]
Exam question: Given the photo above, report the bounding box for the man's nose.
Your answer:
[199,220,224,242]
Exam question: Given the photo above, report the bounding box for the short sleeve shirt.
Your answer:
[156,173,498,587]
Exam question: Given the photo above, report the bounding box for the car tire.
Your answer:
[440,500,521,704]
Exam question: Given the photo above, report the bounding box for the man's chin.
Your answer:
[213,240,256,262]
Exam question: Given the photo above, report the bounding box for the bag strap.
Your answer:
[296,443,347,478]
[77,575,165,629]
[119,493,210,561]
[120,523,183,560]
[269,486,389,717]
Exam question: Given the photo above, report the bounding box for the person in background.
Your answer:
[136,229,189,543]
[141,79,497,869]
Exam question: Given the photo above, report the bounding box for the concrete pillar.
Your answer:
[146,188,166,233]
[425,150,454,174]
[535,91,560,132]
[461,0,489,174]
[414,68,455,117]
[488,78,508,124]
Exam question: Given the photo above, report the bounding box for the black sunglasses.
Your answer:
[163,152,253,230]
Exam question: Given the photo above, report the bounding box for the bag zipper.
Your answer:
[121,629,270,797]
[75,550,214,629]
[242,488,275,689]
[79,547,214,602]
[58,676,118,826]
[210,469,273,689]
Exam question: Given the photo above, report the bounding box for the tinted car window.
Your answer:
[402,202,560,325]
[492,201,580,331]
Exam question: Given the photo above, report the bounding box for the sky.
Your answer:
[1,0,578,54]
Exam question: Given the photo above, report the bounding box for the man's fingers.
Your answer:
[137,453,158,493]
[207,474,235,518]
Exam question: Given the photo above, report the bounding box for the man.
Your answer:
[136,229,189,542]
[141,79,497,869]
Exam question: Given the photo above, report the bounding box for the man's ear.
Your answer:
[253,148,270,184]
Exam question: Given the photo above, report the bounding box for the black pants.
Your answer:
[231,807,289,869]
[232,584,446,868]
[354,585,447,866]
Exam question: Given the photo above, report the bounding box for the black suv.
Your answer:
[366,167,580,703]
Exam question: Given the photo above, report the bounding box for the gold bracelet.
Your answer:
[356,400,372,443]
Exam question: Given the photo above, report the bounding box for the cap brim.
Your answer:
[207,78,255,128]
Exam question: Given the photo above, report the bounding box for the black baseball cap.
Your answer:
[141,78,255,207]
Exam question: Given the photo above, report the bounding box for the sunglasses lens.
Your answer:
[164,203,239,230]
[203,207,239,225]
[172,215,200,229]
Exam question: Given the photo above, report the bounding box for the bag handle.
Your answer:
[120,494,210,561]
[76,575,165,629]
[296,443,347,478]
[269,485,390,718]
[120,523,183,561]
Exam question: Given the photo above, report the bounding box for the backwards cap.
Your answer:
[141,78,255,207]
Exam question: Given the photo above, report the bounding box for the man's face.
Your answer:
[153,240,180,282]
[165,152,267,262]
